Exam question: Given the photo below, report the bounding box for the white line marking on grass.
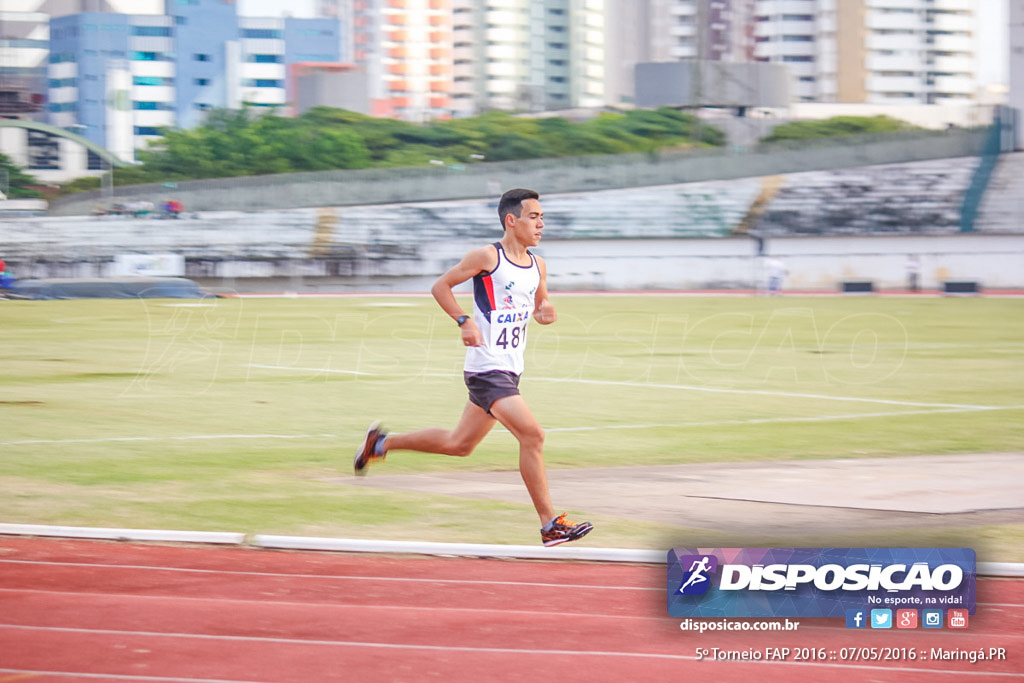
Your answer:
[7,407,1021,446]
[1,626,1021,676]
[545,406,1024,433]
[530,377,998,410]
[246,363,376,376]
[244,363,1004,410]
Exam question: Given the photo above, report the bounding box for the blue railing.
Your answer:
[960,109,1008,232]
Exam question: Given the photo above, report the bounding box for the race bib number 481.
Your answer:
[490,309,531,353]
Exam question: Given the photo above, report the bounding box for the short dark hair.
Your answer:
[497,188,539,229]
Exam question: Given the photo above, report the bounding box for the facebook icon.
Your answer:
[845,609,867,629]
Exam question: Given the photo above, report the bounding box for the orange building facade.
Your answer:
[353,0,453,120]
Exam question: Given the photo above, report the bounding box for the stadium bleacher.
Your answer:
[974,152,1024,233]
[753,158,978,235]
[2,156,993,264]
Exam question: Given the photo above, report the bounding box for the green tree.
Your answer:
[0,153,43,199]
[57,105,731,195]
[762,115,922,142]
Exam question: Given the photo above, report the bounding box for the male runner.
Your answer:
[354,188,593,547]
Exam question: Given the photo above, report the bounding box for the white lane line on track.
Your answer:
[0,559,661,591]
[0,671,260,683]
[0,587,663,622]
[1,625,1021,677]
[3,588,1021,638]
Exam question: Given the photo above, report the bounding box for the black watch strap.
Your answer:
[456,315,469,326]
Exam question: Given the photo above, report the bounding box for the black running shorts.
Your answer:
[464,370,521,415]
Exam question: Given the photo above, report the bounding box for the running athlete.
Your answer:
[353,188,593,547]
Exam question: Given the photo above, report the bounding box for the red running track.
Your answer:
[0,537,1021,682]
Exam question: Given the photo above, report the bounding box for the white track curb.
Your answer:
[0,523,1021,576]
[0,523,244,545]
[251,534,664,563]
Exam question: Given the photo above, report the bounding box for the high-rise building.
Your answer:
[755,0,978,105]
[611,0,982,108]
[45,1,341,160]
[1007,0,1023,149]
[0,1,164,122]
[449,0,605,116]
[605,0,757,108]
[351,0,453,121]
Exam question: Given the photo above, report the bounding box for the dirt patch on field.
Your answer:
[344,453,1024,538]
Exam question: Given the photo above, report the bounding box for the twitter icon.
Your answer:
[870,609,893,629]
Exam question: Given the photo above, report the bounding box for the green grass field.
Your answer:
[1,295,1022,555]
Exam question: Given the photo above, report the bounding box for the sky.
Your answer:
[236,0,1010,87]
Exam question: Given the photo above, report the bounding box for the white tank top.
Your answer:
[464,242,541,375]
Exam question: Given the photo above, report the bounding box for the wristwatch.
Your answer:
[456,315,469,326]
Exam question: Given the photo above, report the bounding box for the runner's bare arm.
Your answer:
[431,246,497,346]
[533,256,557,325]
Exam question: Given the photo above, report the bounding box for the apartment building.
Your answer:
[45,1,340,160]
[350,0,453,121]
[755,0,977,104]
[605,0,758,108]
[448,0,605,116]
[1012,0,1023,149]
[0,1,164,123]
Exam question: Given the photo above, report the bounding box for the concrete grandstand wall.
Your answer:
[47,128,990,217]
[7,148,1022,293]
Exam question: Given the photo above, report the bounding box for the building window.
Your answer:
[132,51,172,61]
[195,78,210,86]
[194,53,211,62]
[134,76,174,86]
[132,26,173,37]
[242,29,284,39]
[244,79,283,88]
[247,54,283,63]
[134,126,163,135]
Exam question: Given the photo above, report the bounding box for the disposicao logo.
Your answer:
[675,555,718,596]
[667,548,976,619]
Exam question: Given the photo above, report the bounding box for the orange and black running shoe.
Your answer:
[353,421,386,476]
[541,513,594,547]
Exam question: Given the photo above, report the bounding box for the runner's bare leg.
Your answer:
[489,394,556,525]
[384,401,495,457]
